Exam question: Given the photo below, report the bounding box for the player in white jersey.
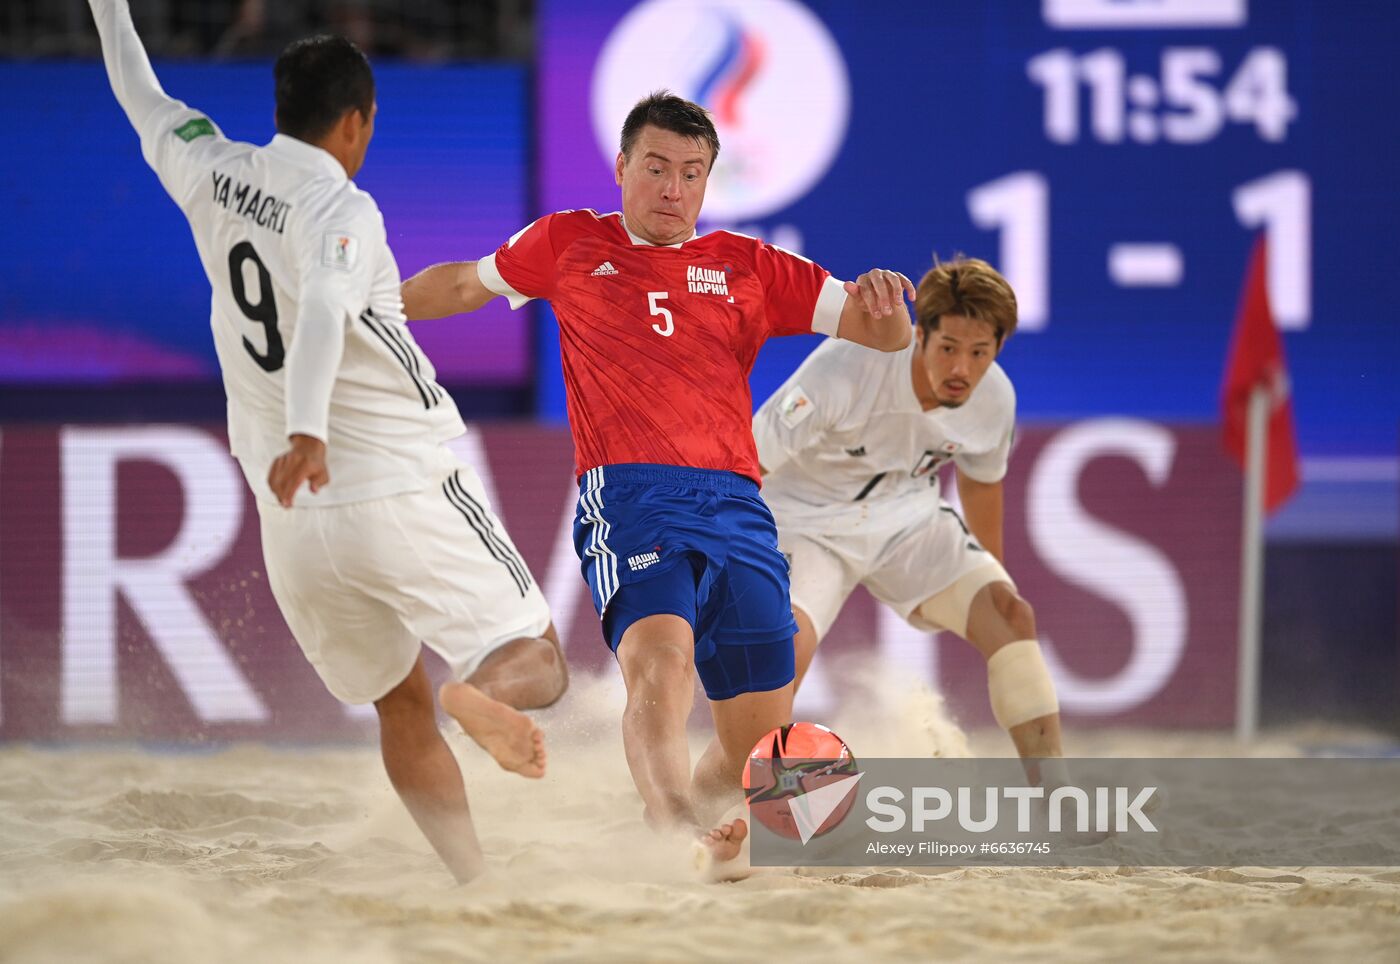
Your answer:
[90,0,565,883]
[754,256,1063,766]
[700,257,1067,866]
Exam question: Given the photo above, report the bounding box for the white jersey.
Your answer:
[754,337,1015,534]
[92,0,463,507]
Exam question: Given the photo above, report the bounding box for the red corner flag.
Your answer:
[1221,235,1300,513]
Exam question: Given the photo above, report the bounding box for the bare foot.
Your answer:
[693,817,753,882]
[701,817,748,862]
[439,681,546,778]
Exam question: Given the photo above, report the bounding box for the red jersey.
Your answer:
[478,210,845,481]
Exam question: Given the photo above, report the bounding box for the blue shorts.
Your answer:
[573,464,798,701]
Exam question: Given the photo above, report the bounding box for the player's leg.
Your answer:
[383,461,558,777]
[461,621,567,709]
[692,535,849,800]
[438,624,564,773]
[692,651,803,818]
[936,578,1085,828]
[689,492,805,820]
[614,611,702,830]
[869,508,1062,772]
[439,624,565,772]
[961,580,1062,760]
[688,610,814,806]
[690,642,796,820]
[434,464,567,710]
[572,467,720,829]
[375,655,487,883]
[257,501,489,882]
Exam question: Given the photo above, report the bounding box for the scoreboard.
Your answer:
[535,0,1400,460]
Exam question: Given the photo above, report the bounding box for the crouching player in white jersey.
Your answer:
[89,0,565,882]
[764,255,1064,755]
[701,256,1066,862]
[756,257,1062,765]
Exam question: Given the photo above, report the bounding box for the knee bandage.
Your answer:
[987,639,1059,730]
[914,562,1014,637]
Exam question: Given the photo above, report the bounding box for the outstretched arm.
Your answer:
[956,469,1005,563]
[401,261,498,320]
[89,0,180,138]
[90,0,224,204]
[836,269,915,351]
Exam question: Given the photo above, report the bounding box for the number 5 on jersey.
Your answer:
[647,291,673,337]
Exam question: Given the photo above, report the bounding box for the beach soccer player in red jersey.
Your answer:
[401,91,913,837]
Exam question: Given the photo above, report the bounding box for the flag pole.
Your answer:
[1235,384,1270,742]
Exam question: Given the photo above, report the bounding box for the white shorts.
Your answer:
[780,503,1013,641]
[258,454,551,704]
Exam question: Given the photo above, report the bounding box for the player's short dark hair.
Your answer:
[619,90,721,166]
[916,256,1019,346]
[274,35,375,141]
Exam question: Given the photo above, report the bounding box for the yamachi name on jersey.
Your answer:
[210,170,292,235]
[686,264,729,296]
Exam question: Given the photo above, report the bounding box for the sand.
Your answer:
[2,672,1399,964]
